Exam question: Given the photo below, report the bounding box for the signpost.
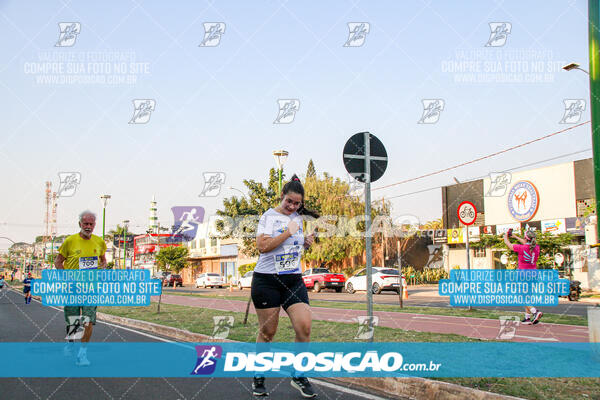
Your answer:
[457,201,477,311]
[343,132,388,341]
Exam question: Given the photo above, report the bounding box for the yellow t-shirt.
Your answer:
[58,233,107,270]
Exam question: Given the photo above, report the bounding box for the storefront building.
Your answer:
[437,158,598,290]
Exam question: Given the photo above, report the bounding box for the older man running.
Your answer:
[54,210,106,366]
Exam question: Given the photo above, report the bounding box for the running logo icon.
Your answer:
[496,316,519,340]
[212,316,234,339]
[57,172,81,197]
[199,172,226,197]
[55,22,81,47]
[170,206,205,242]
[418,99,444,124]
[65,316,90,340]
[559,99,586,124]
[355,316,379,340]
[129,99,156,124]
[485,22,511,47]
[274,99,300,124]
[344,23,370,47]
[347,173,365,197]
[199,22,225,47]
[486,172,512,197]
[191,345,222,375]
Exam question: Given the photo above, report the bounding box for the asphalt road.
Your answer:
[163,285,597,317]
[0,287,395,400]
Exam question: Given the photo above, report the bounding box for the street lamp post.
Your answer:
[564,57,599,241]
[273,150,289,194]
[123,220,130,269]
[100,195,111,240]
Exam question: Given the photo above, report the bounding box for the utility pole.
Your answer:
[589,0,600,242]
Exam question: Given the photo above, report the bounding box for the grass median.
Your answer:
[99,302,599,400]
[99,302,478,342]
[163,291,588,326]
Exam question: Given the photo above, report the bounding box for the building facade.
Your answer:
[438,158,598,290]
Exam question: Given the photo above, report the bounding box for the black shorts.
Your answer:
[251,272,309,310]
[23,288,30,294]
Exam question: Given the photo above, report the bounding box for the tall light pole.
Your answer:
[564,59,599,241]
[100,195,111,240]
[273,150,289,194]
[123,220,130,269]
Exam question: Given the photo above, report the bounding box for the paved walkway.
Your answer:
[152,294,590,343]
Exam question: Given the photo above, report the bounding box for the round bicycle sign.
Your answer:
[457,201,477,226]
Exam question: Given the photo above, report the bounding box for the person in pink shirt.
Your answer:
[504,229,543,325]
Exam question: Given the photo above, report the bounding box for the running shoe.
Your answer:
[252,376,268,396]
[75,353,90,367]
[291,377,317,398]
[532,312,543,325]
[521,317,532,325]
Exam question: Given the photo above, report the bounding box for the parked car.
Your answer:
[163,274,183,287]
[237,271,254,290]
[345,267,402,294]
[302,268,346,292]
[196,273,225,288]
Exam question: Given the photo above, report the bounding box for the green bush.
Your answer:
[238,262,256,277]
[341,264,448,284]
[402,266,448,284]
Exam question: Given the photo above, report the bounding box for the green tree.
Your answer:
[291,172,368,270]
[107,225,138,240]
[215,168,282,257]
[155,246,189,273]
[420,218,442,230]
[306,159,316,178]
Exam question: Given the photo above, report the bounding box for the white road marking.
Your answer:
[513,335,559,342]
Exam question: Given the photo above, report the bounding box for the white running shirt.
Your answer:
[254,208,304,274]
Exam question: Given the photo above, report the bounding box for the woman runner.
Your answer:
[251,174,319,398]
[504,229,543,325]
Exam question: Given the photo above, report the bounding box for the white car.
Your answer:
[196,273,225,288]
[345,267,402,294]
[237,271,254,290]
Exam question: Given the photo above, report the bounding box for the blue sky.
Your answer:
[0,0,592,247]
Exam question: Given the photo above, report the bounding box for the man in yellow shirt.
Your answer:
[55,210,107,366]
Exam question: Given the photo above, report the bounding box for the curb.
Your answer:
[95,312,523,400]
[96,312,235,342]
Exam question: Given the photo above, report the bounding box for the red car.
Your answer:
[302,268,346,292]
[163,274,183,287]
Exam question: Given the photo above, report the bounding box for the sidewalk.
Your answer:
[152,294,590,343]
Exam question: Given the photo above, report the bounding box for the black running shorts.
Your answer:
[251,272,309,310]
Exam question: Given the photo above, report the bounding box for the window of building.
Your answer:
[474,248,486,258]
[199,239,205,248]
[191,240,196,249]
[211,238,217,247]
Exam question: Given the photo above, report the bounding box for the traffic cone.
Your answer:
[402,277,408,300]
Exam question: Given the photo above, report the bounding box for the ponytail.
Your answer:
[525,230,537,254]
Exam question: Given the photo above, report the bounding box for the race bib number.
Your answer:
[274,245,301,274]
[79,256,98,270]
